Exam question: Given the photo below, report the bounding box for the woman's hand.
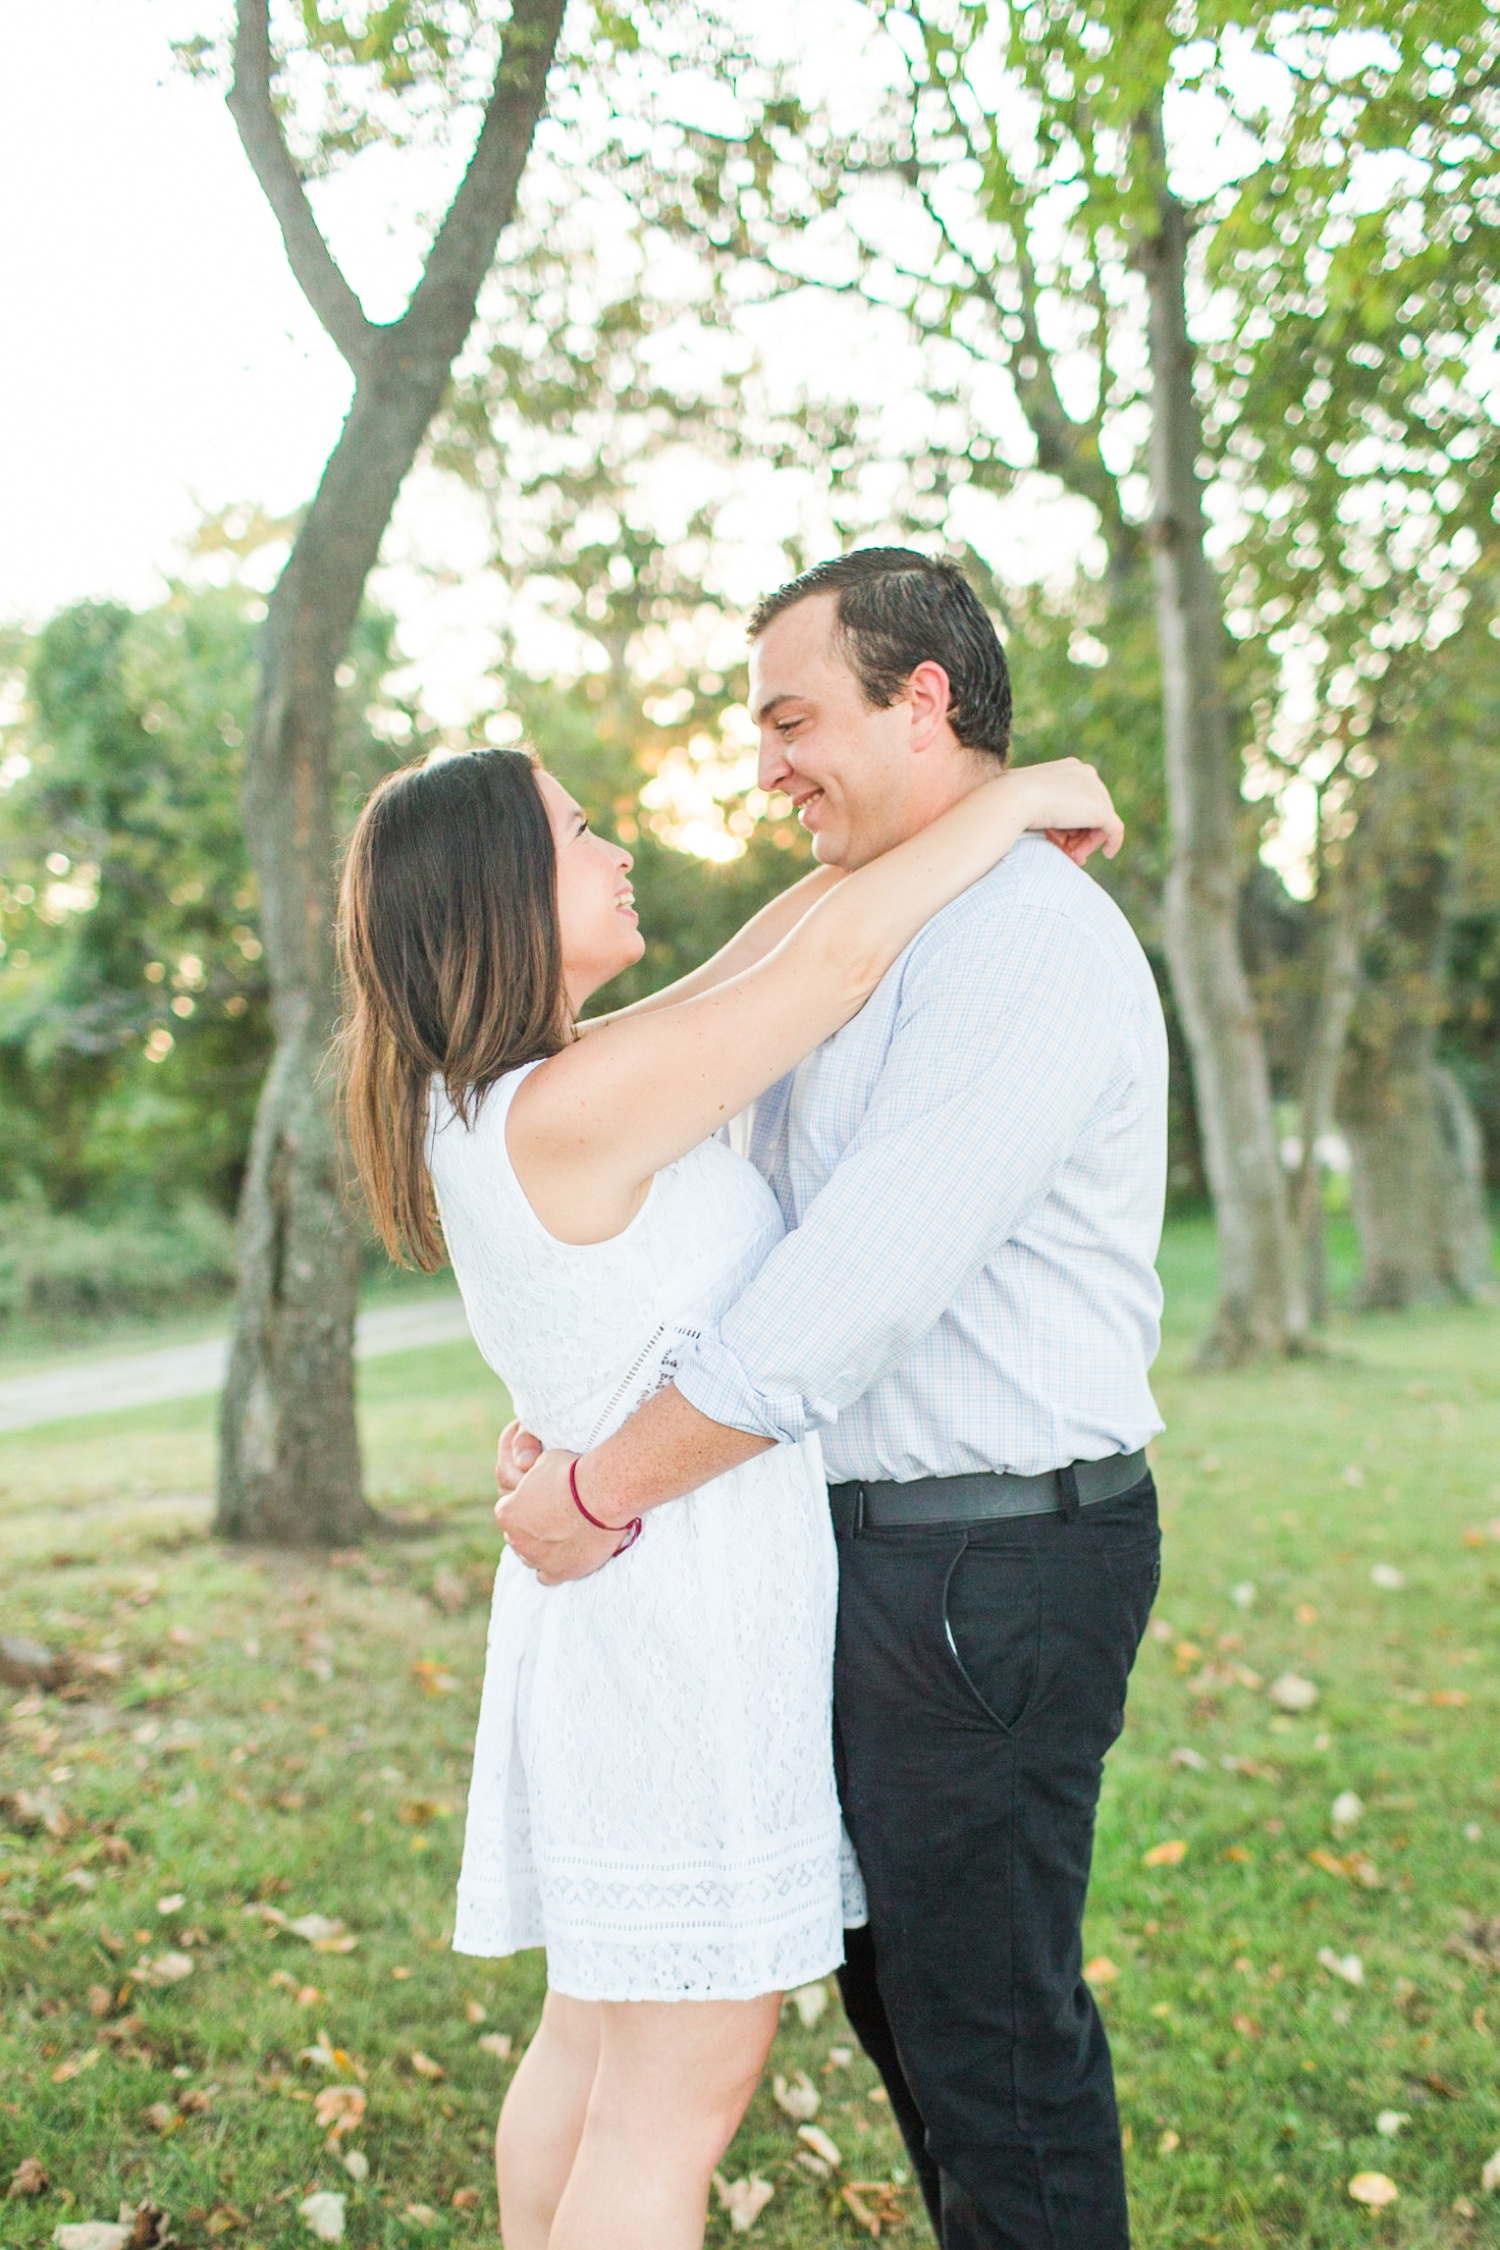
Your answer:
[497,1448,623,1585]
[1005,758,1124,863]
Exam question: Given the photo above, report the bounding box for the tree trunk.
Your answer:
[1293,837,1379,1322]
[1137,118,1306,1363]
[1338,843,1474,1310]
[1433,1066,1495,1299]
[215,0,567,1543]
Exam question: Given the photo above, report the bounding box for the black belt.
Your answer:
[829,1449,1149,1531]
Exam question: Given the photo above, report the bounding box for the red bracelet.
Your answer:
[568,1457,642,1557]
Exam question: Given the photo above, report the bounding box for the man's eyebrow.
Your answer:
[753,691,804,725]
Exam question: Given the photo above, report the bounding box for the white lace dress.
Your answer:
[428,1062,860,2002]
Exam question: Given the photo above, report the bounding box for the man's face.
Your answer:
[749,592,933,870]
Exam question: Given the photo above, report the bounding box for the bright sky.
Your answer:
[2,3,359,618]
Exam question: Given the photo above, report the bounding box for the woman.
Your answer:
[337,745,1120,2250]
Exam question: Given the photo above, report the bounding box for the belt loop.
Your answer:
[855,1483,867,1535]
[1057,1463,1081,1524]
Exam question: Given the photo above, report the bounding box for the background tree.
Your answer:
[604,0,1500,1341]
[196,0,569,1545]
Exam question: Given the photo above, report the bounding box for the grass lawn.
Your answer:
[2,1220,1499,2247]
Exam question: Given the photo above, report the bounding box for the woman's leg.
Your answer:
[496,1992,601,2250]
[548,1993,781,2250]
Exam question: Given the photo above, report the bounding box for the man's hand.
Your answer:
[496,1419,544,1497]
[496,1448,622,1586]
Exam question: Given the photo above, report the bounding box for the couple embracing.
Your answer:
[339,548,1168,2249]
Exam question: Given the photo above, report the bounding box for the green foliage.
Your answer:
[0,582,413,1223]
[0,1190,236,1329]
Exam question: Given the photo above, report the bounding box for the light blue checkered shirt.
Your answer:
[675,836,1169,1482]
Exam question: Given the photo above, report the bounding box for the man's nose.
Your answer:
[758,735,791,791]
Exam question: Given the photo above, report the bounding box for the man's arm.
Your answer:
[495,1390,769,1581]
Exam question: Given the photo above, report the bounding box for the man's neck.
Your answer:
[841,753,999,869]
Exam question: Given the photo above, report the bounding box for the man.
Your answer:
[498,548,1167,2249]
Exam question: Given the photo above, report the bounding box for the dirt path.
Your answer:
[0,1297,473,1434]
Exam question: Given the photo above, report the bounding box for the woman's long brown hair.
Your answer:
[336,749,568,1269]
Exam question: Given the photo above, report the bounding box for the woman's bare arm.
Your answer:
[578,866,845,1030]
[509,758,1121,1243]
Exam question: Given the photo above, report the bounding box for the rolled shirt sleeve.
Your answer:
[675,899,1138,1444]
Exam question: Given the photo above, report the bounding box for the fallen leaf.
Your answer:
[7,2157,48,2198]
[136,1952,194,1985]
[51,2048,102,2083]
[2,1787,70,1838]
[477,2032,512,2060]
[1268,1674,1318,1713]
[1309,1849,1380,1888]
[1229,1582,1256,1609]
[1481,2146,1500,2193]
[1370,1563,1405,1591]
[1172,1640,1203,1671]
[398,1800,444,1827]
[1157,2130,1180,2155]
[1451,1914,1500,1972]
[342,2152,369,2185]
[1221,1845,1253,1864]
[798,2124,843,2168]
[464,1999,487,2024]
[788,1981,829,2030]
[1318,1949,1364,1987]
[62,1868,98,1893]
[286,1914,357,1952]
[1169,1746,1208,1771]
[177,2087,214,2115]
[772,2070,820,2121]
[1084,1957,1121,1989]
[0,1633,70,1689]
[712,2173,775,2233]
[1295,1604,1318,1626]
[410,1660,458,1697]
[205,2208,248,2238]
[1230,2013,1261,2039]
[140,2104,180,2138]
[450,2189,480,2212]
[1143,1840,1188,1868]
[298,2191,346,2243]
[1331,1791,1363,1832]
[314,2085,366,2142]
[1375,2111,1409,2138]
[156,1895,185,1915]
[52,2227,131,2250]
[409,2051,444,2081]
[402,2207,437,2227]
[1430,1689,1469,1708]
[1348,2172,1399,2208]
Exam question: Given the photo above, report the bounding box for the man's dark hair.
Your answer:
[748,547,1012,761]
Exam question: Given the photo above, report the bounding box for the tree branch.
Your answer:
[398,0,569,365]
[228,0,375,373]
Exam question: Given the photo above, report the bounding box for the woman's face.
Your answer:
[536,768,643,1009]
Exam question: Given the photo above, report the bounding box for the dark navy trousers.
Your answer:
[830,1476,1160,2249]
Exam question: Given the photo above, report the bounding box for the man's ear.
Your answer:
[905,660,955,750]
